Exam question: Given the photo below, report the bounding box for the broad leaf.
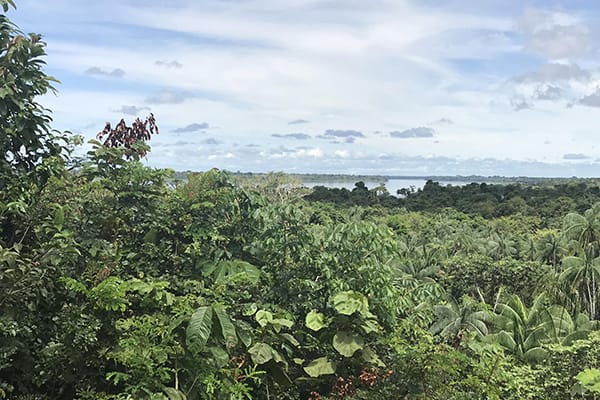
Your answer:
[236,320,253,348]
[303,357,336,377]
[249,342,275,365]
[186,306,214,354]
[256,310,274,327]
[264,360,292,386]
[333,331,364,357]
[213,305,237,348]
[208,346,230,368]
[332,291,369,316]
[305,311,328,331]
[271,317,294,332]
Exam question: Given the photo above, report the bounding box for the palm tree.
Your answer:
[489,293,572,362]
[486,232,517,260]
[395,247,446,327]
[535,229,566,269]
[430,296,491,346]
[559,245,600,320]
[396,258,445,304]
[447,223,485,257]
[520,235,537,261]
[560,311,597,345]
[562,203,600,249]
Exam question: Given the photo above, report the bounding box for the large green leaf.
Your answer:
[332,291,369,316]
[249,342,275,365]
[303,357,336,377]
[305,311,328,331]
[207,346,230,368]
[213,305,237,348]
[333,331,364,357]
[256,310,274,327]
[271,317,294,332]
[186,306,214,354]
[236,320,253,348]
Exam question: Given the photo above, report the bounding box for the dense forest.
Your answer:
[6,2,600,399]
[306,179,600,221]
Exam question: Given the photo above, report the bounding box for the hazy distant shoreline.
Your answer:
[173,170,599,186]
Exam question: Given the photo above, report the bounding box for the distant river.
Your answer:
[303,178,474,196]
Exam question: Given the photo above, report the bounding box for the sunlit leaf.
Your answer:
[303,357,336,377]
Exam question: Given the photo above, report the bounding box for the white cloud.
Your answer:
[518,7,591,59]
[14,0,600,175]
[390,127,435,138]
[335,150,350,158]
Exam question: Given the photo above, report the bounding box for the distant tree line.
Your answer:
[305,180,600,221]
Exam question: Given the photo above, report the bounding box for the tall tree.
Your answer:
[559,246,600,319]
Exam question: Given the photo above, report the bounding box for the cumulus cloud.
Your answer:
[579,89,600,107]
[145,90,192,104]
[322,129,365,138]
[534,85,563,100]
[155,60,183,68]
[272,133,311,140]
[173,122,210,133]
[334,150,350,158]
[268,146,323,159]
[208,152,236,160]
[85,67,125,78]
[434,118,454,125]
[114,105,151,116]
[563,153,589,160]
[202,138,220,145]
[390,127,435,138]
[510,97,533,111]
[529,26,590,59]
[514,63,590,83]
[288,119,310,125]
[518,8,591,59]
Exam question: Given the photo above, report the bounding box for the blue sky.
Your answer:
[8,0,600,176]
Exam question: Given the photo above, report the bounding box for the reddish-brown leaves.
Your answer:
[97,113,158,158]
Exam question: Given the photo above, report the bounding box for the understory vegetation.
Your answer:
[6,2,600,399]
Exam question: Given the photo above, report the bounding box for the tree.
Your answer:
[0,1,68,186]
[490,293,572,363]
[430,296,491,346]
[563,203,600,250]
[536,229,566,269]
[559,246,600,319]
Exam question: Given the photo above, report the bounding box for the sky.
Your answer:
[8,0,600,176]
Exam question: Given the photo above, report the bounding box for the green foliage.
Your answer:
[0,4,67,184]
[303,357,336,378]
[7,6,600,397]
[574,368,600,395]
